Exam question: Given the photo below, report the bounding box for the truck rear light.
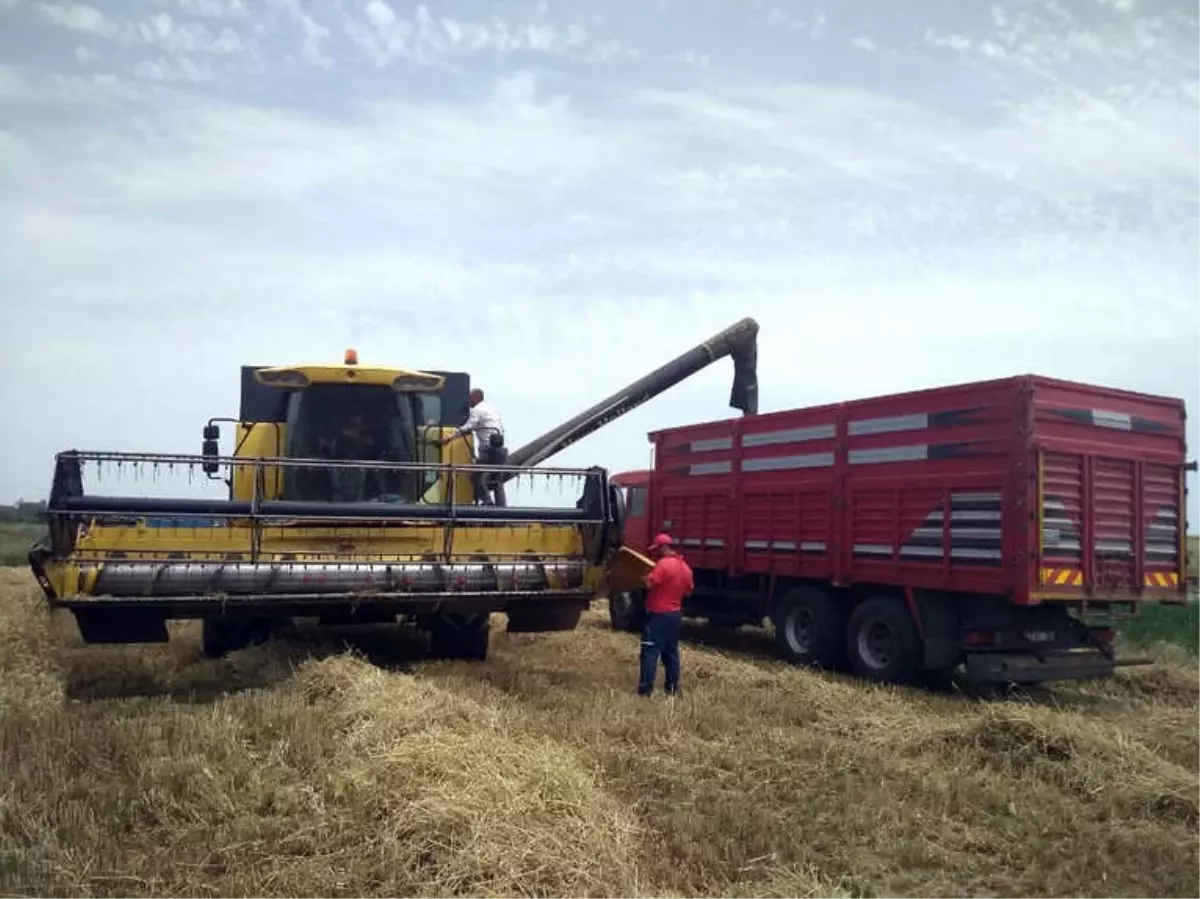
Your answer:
[963,629,998,646]
[1090,627,1116,646]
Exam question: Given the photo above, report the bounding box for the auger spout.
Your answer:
[504,316,759,474]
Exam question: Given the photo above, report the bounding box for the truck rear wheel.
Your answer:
[429,613,490,661]
[845,595,922,684]
[771,586,847,669]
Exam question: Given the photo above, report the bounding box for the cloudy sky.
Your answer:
[0,0,1197,520]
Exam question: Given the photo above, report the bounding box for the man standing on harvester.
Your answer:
[638,533,694,697]
[441,387,507,505]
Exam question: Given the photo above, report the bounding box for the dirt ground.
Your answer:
[1,566,1197,898]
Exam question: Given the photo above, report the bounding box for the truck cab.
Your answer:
[612,470,651,551]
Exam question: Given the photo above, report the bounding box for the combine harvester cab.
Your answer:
[28,354,644,659]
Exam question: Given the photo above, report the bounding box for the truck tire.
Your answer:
[771,586,847,669]
[429,613,490,661]
[845,595,923,684]
[608,590,644,632]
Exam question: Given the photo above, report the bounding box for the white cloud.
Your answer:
[850,35,876,52]
[926,31,972,51]
[133,55,217,83]
[35,2,110,35]
[350,0,601,66]
[155,0,248,19]
[136,11,243,55]
[73,44,97,62]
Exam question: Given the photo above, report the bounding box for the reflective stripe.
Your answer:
[742,452,834,472]
[690,437,733,452]
[857,543,1002,560]
[1092,409,1132,431]
[744,539,826,552]
[848,445,928,464]
[688,461,732,475]
[742,424,835,447]
[848,413,928,436]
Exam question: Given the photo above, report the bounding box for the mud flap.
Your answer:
[963,649,1116,684]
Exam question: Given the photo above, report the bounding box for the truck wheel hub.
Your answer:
[785,608,815,653]
[858,619,894,669]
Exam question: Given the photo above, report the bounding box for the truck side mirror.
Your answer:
[202,424,220,475]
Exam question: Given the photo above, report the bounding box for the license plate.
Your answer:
[1024,630,1055,643]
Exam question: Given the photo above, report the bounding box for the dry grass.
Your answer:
[1,566,1197,898]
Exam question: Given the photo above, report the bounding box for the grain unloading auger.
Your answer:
[28,318,758,660]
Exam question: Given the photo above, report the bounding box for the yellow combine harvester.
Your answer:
[29,319,760,660]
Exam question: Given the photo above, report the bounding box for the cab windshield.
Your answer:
[281,384,429,503]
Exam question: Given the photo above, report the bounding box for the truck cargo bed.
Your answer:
[648,375,1188,607]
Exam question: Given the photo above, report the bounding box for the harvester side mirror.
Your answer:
[202,436,220,475]
[203,424,221,441]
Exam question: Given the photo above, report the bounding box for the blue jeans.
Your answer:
[638,611,682,695]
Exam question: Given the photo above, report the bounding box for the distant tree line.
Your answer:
[0,501,47,524]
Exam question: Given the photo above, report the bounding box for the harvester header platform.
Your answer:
[29,317,759,661]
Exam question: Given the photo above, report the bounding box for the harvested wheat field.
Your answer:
[0,567,1197,898]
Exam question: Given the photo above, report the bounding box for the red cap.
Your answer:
[648,533,679,551]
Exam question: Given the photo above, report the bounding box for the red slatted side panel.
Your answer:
[737,407,838,579]
[1031,376,1187,599]
[1143,463,1182,589]
[1092,456,1136,590]
[839,378,1018,595]
[1040,451,1085,586]
[653,421,737,569]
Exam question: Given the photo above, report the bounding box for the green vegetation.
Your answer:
[1118,601,1200,657]
[1114,532,1199,657]
[0,500,46,567]
[0,500,46,524]
[0,523,43,568]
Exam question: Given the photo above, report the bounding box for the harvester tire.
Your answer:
[429,613,490,661]
[771,586,847,670]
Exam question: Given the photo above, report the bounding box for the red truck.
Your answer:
[611,375,1192,686]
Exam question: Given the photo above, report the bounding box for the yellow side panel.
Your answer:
[67,520,586,562]
[418,427,476,504]
[231,422,285,501]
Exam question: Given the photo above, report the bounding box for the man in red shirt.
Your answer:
[638,533,694,696]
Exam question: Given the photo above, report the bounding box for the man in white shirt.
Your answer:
[440,388,506,504]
